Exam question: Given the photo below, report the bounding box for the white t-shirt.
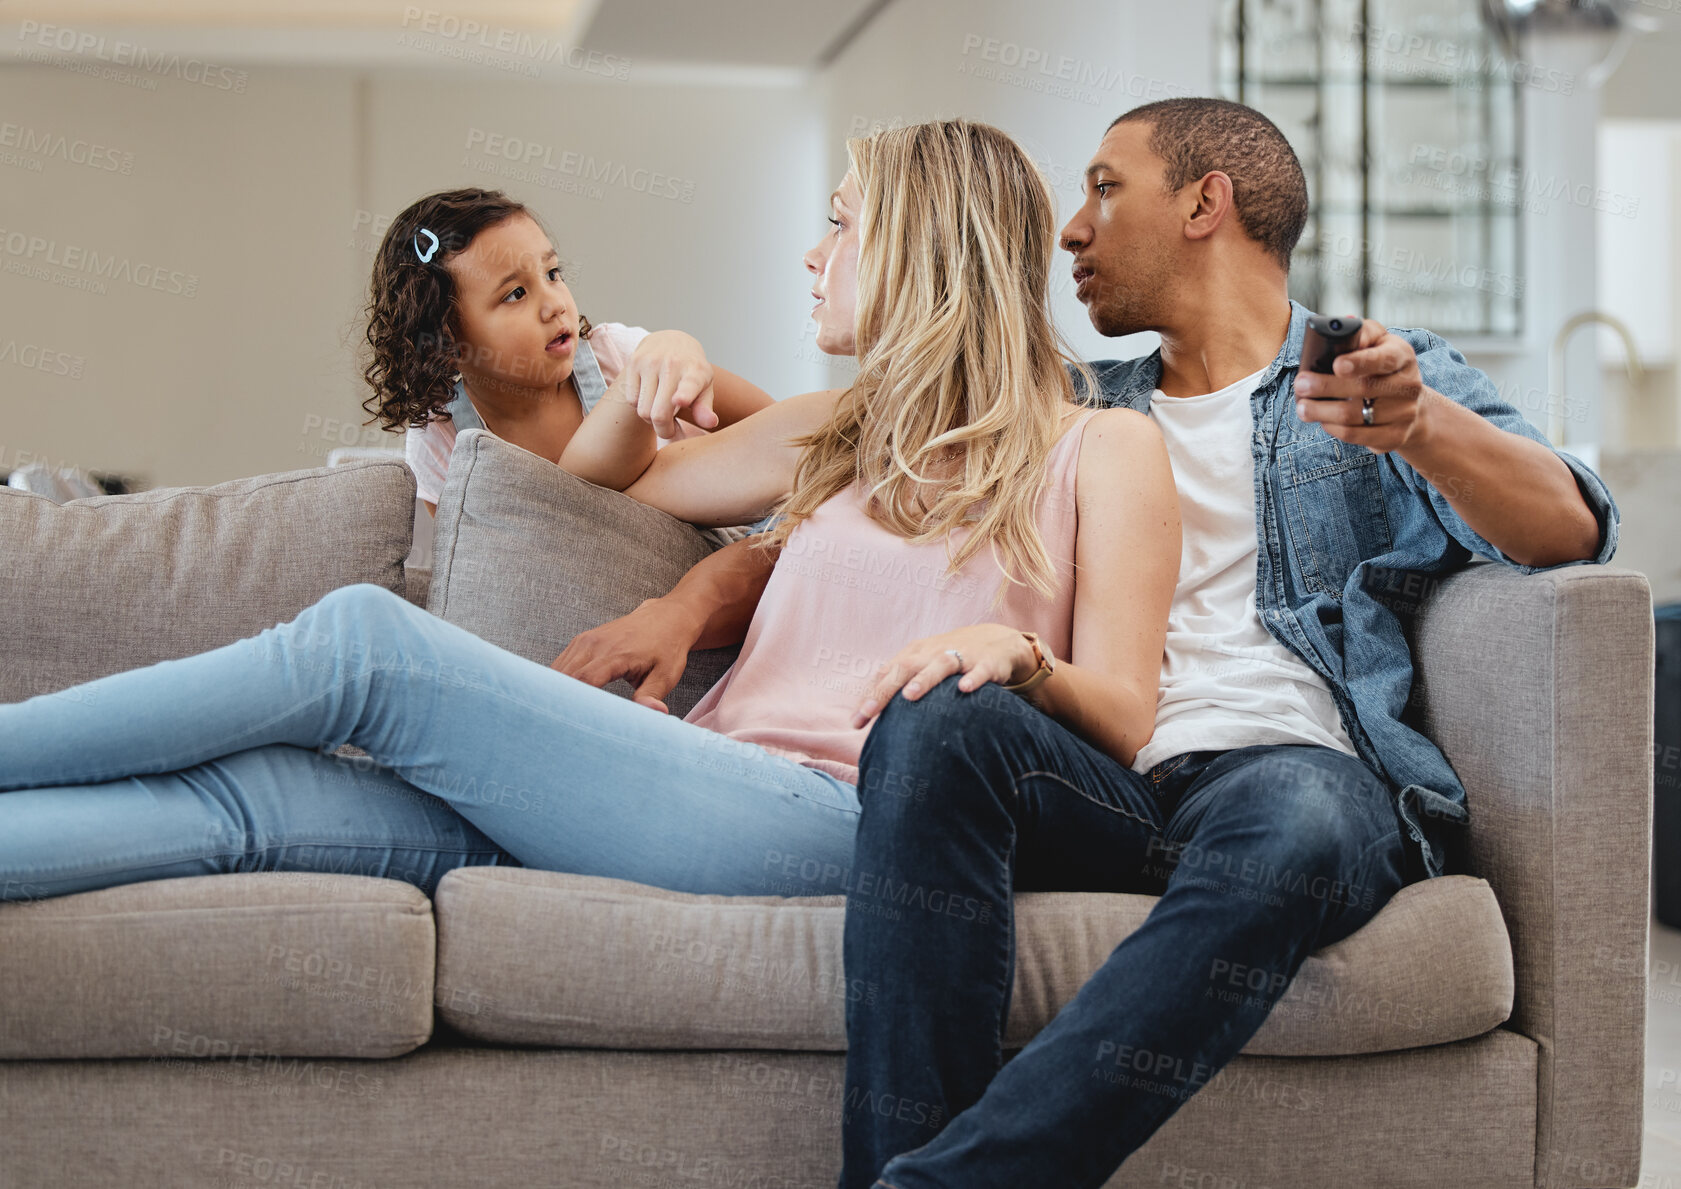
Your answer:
[1131,366,1358,774]
[403,322,700,505]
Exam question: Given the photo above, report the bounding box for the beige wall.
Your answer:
[1,65,360,487]
[1604,25,1681,122]
[0,1,1217,491]
[5,7,1672,492]
[0,61,824,488]
[817,0,1217,387]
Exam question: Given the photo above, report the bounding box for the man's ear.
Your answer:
[1183,171,1235,243]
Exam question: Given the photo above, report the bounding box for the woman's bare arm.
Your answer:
[704,366,775,428]
[557,371,777,493]
[616,388,843,526]
[1034,407,1180,767]
[557,331,790,492]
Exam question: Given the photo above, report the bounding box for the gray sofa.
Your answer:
[0,430,1655,1189]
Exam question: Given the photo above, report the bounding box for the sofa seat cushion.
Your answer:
[433,869,1513,1058]
[0,873,435,1059]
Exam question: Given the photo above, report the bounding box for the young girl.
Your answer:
[362,187,772,515]
[0,122,1178,912]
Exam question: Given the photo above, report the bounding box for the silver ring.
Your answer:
[1361,398,1375,427]
[945,648,964,668]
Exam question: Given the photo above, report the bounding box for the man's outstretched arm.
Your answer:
[1387,392,1599,567]
[1293,320,1604,568]
[550,534,779,713]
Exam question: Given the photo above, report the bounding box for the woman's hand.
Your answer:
[849,624,1037,729]
[621,330,718,436]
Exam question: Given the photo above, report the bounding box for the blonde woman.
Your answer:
[0,123,1179,963]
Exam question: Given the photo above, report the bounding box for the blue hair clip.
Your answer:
[413,227,440,264]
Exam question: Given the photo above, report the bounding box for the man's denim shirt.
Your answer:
[1087,301,1620,880]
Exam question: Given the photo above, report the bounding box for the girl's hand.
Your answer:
[621,330,717,437]
[849,624,1038,729]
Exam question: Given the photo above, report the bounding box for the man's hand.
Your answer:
[1295,318,1601,566]
[551,597,705,714]
[1292,319,1440,454]
[621,330,717,437]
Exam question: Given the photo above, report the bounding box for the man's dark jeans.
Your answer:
[839,676,1411,1189]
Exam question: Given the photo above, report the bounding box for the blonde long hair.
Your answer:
[763,119,1096,600]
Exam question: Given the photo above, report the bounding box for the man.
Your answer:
[556,99,1616,1188]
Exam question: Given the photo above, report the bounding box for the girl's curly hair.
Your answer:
[360,188,591,431]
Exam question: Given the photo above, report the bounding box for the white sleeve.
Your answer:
[584,322,651,385]
[404,421,453,505]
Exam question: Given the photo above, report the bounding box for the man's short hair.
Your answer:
[1110,98,1308,270]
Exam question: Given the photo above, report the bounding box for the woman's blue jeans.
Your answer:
[0,584,861,901]
[840,676,1411,1189]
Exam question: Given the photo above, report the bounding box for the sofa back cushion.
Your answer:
[426,429,739,719]
[0,459,416,703]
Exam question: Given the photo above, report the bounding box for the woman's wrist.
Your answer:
[1002,631,1053,691]
[1006,634,1035,685]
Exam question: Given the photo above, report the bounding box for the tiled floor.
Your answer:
[1645,918,1681,1187]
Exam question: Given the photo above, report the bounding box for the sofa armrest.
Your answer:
[1408,562,1653,1189]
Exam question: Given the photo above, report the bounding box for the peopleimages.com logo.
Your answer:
[15,21,249,92]
[0,124,134,174]
[0,340,85,379]
[400,7,630,79]
[0,227,200,298]
[462,128,696,203]
[1351,22,1576,94]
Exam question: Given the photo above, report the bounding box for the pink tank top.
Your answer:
[683,408,1099,784]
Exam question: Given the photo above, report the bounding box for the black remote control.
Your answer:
[1301,313,1363,374]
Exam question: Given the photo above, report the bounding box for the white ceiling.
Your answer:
[1,0,588,27]
[0,0,895,75]
[581,0,891,67]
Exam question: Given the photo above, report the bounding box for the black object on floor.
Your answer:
[1656,604,1681,927]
